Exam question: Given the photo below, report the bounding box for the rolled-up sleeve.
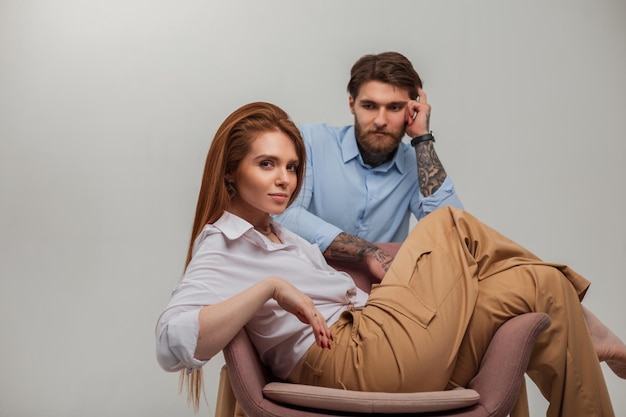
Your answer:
[276,204,343,252]
[156,308,208,372]
[412,176,464,220]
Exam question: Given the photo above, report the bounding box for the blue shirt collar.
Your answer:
[340,125,408,174]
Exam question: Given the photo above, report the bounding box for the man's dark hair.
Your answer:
[347,52,422,100]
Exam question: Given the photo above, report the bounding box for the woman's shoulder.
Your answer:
[192,212,250,253]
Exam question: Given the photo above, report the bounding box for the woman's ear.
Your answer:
[225,172,236,197]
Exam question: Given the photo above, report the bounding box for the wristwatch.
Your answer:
[410,132,435,147]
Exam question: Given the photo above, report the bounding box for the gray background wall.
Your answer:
[1,1,625,416]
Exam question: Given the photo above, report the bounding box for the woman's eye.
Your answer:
[287,164,298,172]
[260,161,273,168]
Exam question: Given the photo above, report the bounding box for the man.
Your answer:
[277,51,462,280]
[277,51,626,385]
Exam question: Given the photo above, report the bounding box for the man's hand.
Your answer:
[324,232,393,281]
[405,87,431,138]
[363,247,394,281]
[403,87,448,197]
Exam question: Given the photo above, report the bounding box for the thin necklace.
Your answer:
[254,224,272,235]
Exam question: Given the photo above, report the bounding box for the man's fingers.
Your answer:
[417,87,428,104]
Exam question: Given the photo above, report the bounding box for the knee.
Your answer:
[422,206,461,227]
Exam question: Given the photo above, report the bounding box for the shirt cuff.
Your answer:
[315,223,343,253]
[420,177,464,215]
[157,309,208,371]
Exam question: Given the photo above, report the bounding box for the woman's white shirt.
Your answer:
[155,211,368,379]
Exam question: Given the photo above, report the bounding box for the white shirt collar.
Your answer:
[192,211,289,256]
[214,211,285,238]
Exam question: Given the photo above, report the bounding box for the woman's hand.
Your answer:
[269,277,333,349]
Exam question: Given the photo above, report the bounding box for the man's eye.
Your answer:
[389,105,402,111]
[362,104,374,110]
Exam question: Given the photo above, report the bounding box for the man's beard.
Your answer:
[354,122,403,167]
[354,122,404,156]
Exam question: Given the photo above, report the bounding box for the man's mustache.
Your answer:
[366,129,392,136]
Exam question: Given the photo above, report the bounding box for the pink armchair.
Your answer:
[215,243,551,417]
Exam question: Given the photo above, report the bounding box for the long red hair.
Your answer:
[186,101,305,266]
[181,102,306,410]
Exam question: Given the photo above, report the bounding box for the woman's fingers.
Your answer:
[273,278,333,349]
[304,306,333,349]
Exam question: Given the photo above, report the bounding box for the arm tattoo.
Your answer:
[372,248,393,273]
[324,232,378,262]
[415,140,447,197]
[323,233,394,272]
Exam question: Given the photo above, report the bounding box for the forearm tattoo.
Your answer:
[324,233,393,272]
[324,233,377,261]
[371,248,393,273]
[415,140,447,197]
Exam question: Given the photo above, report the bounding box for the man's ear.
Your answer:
[348,95,355,115]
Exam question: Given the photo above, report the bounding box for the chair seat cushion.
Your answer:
[262,382,480,414]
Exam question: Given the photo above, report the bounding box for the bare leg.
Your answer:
[583,305,626,378]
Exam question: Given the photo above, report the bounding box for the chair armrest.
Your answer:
[468,312,551,416]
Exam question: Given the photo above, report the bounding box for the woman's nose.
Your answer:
[275,168,290,186]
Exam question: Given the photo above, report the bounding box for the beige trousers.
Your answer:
[289,207,614,417]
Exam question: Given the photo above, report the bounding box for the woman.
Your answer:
[156,102,618,417]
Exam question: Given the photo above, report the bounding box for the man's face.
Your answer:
[350,80,410,157]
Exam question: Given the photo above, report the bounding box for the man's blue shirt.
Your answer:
[275,123,463,251]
